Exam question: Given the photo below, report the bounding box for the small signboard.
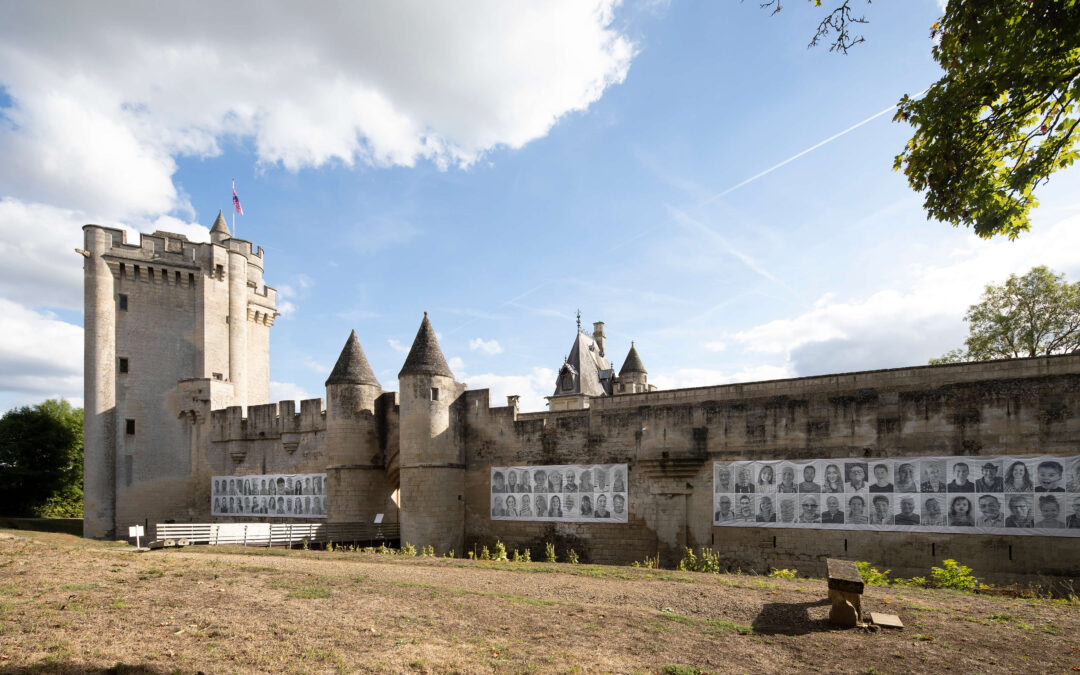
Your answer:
[128,524,144,549]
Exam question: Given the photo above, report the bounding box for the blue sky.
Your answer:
[2,1,1079,413]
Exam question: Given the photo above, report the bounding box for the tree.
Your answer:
[0,399,83,517]
[765,1,1080,239]
[931,266,1080,363]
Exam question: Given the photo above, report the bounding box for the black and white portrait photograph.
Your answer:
[491,464,629,523]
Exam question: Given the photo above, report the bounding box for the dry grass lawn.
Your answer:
[1,530,1078,673]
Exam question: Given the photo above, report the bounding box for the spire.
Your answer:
[398,312,454,378]
[619,341,647,375]
[211,210,229,235]
[325,330,379,387]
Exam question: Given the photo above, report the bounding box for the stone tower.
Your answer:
[618,342,649,394]
[81,213,276,538]
[323,330,396,523]
[397,313,466,554]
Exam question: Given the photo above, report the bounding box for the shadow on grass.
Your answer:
[751,598,835,635]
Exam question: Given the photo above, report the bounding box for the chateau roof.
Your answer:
[211,210,229,236]
[325,330,379,387]
[398,313,454,378]
[619,343,647,375]
[552,330,612,398]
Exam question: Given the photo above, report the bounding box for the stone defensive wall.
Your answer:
[462,354,1080,583]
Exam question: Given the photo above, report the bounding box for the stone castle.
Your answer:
[82,216,1080,580]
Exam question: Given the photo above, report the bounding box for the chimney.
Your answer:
[592,321,606,357]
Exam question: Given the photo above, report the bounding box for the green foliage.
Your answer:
[375,543,389,555]
[632,554,660,569]
[661,665,714,675]
[566,548,579,565]
[444,549,454,559]
[679,547,721,574]
[768,568,797,580]
[420,545,434,557]
[855,561,891,586]
[0,398,83,517]
[544,542,556,563]
[934,266,1080,363]
[479,546,490,561]
[929,558,979,590]
[521,547,531,563]
[400,542,416,557]
[894,1,1080,239]
[492,540,508,562]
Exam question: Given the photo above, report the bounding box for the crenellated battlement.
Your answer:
[210,398,326,443]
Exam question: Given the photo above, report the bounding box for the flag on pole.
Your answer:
[232,185,244,216]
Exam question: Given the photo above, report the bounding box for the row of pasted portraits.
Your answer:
[713,456,1080,536]
[714,457,1080,495]
[491,465,627,494]
[213,473,326,498]
[491,465,629,523]
[212,494,326,517]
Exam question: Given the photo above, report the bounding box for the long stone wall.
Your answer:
[461,355,1080,582]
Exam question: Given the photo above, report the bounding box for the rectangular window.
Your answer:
[125,419,135,435]
[134,265,140,280]
[430,388,439,401]
[215,264,224,279]
[175,271,181,285]
[119,357,128,374]
[188,272,195,286]
[118,294,128,311]
[148,268,155,282]
[213,372,223,381]
[119,263,126,278]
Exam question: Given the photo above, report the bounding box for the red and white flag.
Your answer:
[232,186,244,215]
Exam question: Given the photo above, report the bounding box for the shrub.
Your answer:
[522,548,531,563]
[679,547,720,574]
[768,568,797,580]
[479,546,491,561]
[400,542,417,557]
[855,561,891,586]
[929,559,978,590]
[544,542,556,563]
[566,548,579,564]
[444,549,455,559]
[678,548,698,572]
[632,554,660,569]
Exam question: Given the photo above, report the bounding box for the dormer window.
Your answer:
[560,370,574,391]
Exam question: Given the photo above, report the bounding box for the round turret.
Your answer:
[618,342,648,394]
[398,313,464,555]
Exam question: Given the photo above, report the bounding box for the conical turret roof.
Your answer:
[398,313,454,378]
[210,210,229,235]
[325,330,379,387]
[619,342,647,375]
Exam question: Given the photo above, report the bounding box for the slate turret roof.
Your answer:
[398,312,454,378]
[619,342,647,375]
[552,330,613,397]
[325,330,379,387]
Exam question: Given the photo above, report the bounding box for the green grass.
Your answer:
[703,619,753,635]
[287,585,332,599]
[59,583,100,591]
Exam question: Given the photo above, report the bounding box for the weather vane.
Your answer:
[576,309,581,333]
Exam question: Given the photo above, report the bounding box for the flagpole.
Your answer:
[231,178,236,237]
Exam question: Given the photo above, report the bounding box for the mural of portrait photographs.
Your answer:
[490,464,628,523]
[211,473,327,518]
[713,455,1080,537]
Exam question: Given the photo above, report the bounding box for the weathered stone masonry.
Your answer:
[83,221,1080,583]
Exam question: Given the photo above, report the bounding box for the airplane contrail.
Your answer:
[697,99,908,208]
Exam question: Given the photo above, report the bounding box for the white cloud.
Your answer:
[447,356,467,373]
[269,381,312,404]
[469,337,504,355]
[732,214,1080,376]
[702,341,726,352]
[276,300,297,318]
[461,367,557,413]
[302,357,330,374]
[0,1,634,219]
[388,339,410,355]
[0,299,82,400]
